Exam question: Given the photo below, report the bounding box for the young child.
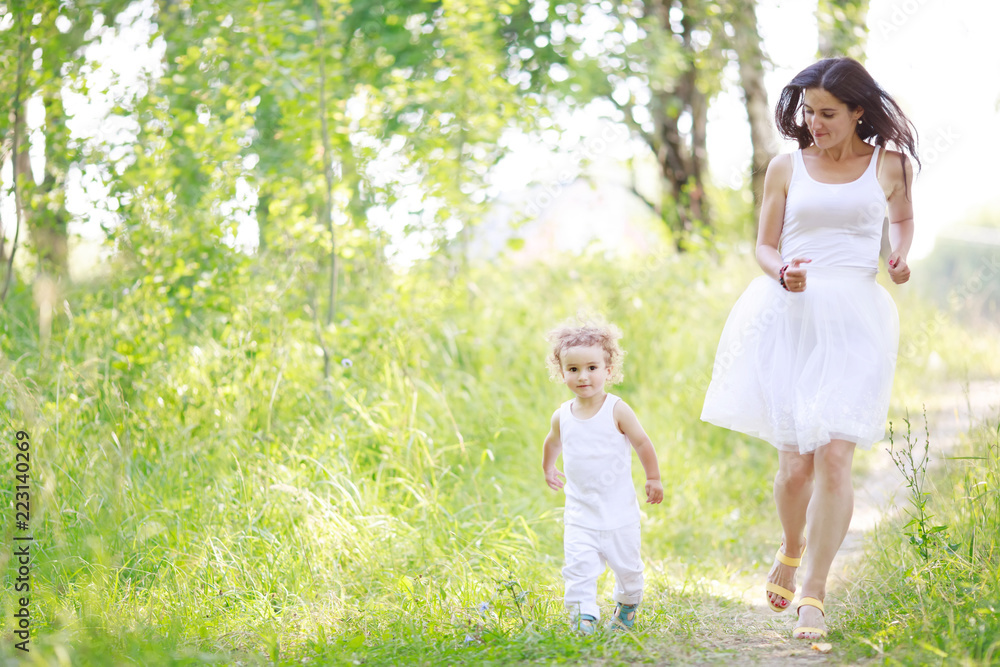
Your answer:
[541,321,663,634]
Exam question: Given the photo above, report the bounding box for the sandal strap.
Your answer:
[765,582,795,600]
[775,550,802,567]
[797,597,825,615]
[775,540,806,567]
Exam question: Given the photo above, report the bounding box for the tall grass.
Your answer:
[0,247,776,664]
[842,412,1000,665]
[2,244,997,664]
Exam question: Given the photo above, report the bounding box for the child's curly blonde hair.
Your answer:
[545,319,625,385]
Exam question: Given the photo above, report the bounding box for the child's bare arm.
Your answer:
[614,401,664,504]
[542,409,566,491]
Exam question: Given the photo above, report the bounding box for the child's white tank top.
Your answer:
[560,394,641,530]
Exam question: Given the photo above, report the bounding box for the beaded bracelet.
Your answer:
[778,263,791,291]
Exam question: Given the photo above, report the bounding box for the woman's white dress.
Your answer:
[701,147,899,454]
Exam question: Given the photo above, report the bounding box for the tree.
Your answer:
[0,0,131,287]
[730,0,776,231]
[817,0,871,62]
[102,0,550,381]
[0,1,27,300]
[528,0,773,250]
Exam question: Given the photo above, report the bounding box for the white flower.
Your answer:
[341,358,353,368]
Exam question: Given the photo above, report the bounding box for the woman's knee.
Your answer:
[814,440,856,487]
[775,455,814,488]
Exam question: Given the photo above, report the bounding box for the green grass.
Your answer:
[839,412,1000,666]
[1,247,998,665]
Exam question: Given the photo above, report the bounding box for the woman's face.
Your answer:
[801,87,863,148]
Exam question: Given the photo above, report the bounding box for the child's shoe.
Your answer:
[610,602,638,631]
[573,614,597,635]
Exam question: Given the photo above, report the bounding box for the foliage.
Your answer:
[842,416,1000,665]
[519,0,770,245]
[887,408,953,562]
[2,0,778,293]
[912,223,1000,326]
[817,0,871,62]
[0,226,997,665]
[0,0,133,278]
[0,244,782,664]
[889,265,1000,401]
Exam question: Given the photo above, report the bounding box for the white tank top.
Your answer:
[780,147,887,270]
[560,394,640,529]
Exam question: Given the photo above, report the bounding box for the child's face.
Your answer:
[560,345,611,399]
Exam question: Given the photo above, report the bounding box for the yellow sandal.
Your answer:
[765,541,805,613]
[793,596,828,639]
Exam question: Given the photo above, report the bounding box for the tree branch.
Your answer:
[612,96,656,156]
[628,182,661,219]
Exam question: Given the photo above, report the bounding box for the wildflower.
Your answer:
[477,601,489,615]
[341,358,353,368]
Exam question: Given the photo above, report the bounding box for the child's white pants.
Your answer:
[563,521,644,620]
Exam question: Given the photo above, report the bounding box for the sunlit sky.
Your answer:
[3,0,999,265]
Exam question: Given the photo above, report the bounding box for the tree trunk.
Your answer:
[29,91,71,279]
[314,0,337,380]
[0,133,9,266]
[731,0,777,236]
[256,193,271,253]
[654,105,700,248]
[817,0,871,62]
[2,6,27,302]
[689,68,709,233]
[642,0,712,251]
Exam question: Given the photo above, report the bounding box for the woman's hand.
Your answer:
[783,257,812,292]
[888,252,910,284]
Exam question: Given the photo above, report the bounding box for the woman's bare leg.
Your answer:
[797,439,856,637]
[767,450,814,609]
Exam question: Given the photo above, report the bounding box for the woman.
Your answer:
[701,57,918,640]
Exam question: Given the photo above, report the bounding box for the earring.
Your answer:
[857,118,863,125]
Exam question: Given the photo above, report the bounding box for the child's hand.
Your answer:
[544,466,566,491]
[645,479,663,504]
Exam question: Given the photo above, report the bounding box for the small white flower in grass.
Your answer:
[477,601,489,614]
[341,358,353,368]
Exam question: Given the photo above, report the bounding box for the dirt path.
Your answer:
[692,380,1000,665]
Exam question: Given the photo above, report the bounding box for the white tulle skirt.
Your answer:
[701,266,899,454]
